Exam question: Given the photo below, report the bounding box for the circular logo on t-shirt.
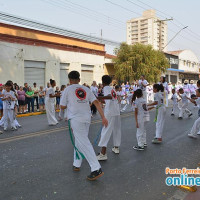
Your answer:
[111,89,117,99]
[75,88,86,100]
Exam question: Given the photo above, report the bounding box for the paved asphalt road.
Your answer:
[1,105,200,200]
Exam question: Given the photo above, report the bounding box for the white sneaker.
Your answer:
[97,152,107,161]
[4,128,7,131]
[188,133,197,139]
[0,131,3,134]
[112,147,120,154]
[197,131,200,135]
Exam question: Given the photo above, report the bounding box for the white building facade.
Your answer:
[0,22,112,87]
[165,50,200,84]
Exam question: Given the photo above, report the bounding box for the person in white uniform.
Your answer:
[60,71,108,181]
[45,79,58,126]
[189,80,197,97]
[148,84,166,144]
[97,75,121,161]
[183,80,190,98]
[132,89,150,151]
[2,81,17,131]
[188,88,200,139]
[137,75,149,103]
[178,88,192,119]
[58,85,66,121]
[159,76,169,107]
[90,81,98,115]
[171,88,179,116]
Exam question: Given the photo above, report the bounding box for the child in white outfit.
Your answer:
[132,89,150,151]
[178,88,192,119]
[188,89,200,139]
[148,84,166,144]
[171,88,179,116]
[97,75,121,161]
[2,81,17,131]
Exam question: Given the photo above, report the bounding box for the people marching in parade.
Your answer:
[1,74,200,180]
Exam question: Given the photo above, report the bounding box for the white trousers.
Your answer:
[164,92,168,107]
[0,115,5,127]
[190,117,200,136]
[155,107,166,138]
[70,119,101,172]
[136,117,147,147]
[98,115,121,147]
[179,103,192,118]
[45,100,58,125]
[172,103,179,114]
[143,91,147,103]
[4,109,15,128]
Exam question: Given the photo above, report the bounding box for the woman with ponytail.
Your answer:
[45,79,58,125]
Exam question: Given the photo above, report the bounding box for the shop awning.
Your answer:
[167,68,184,72]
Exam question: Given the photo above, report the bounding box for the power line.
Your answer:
[42,0,125,30]
[62,0,125,25]
[135,0,200,42]
[104,0,141,16]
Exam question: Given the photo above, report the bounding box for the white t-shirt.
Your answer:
[135,97,149,121]
[90,86,98,97]
[103,86,120,116]
[46,87,55,103]
[183,84,190,94]
[2,90,16,109]
[60,84,96,123]
[154,92,164,107]
[171,94,178,104]
[138,80,149,91]
[189,84,197,94]
[180,93,188,104]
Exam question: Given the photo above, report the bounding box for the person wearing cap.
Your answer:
[189,80,197,97]
[183,80,190,98]
[32,82,39,112]
[176,81,183,93]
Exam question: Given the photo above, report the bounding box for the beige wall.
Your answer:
[0,41,107,86]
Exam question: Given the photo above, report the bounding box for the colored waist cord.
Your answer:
[154,105,162,122]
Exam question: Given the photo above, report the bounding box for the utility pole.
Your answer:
[155,18,173,51]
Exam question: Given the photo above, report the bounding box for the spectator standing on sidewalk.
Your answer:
[26,87,34,113]
[39,86,45,111]
[23,83,28,112]
[32,82,39,111]
[17,86,26,114]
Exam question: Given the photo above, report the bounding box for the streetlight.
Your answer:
[163,26,188,50]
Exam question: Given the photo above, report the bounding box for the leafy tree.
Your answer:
[113,43,170,83]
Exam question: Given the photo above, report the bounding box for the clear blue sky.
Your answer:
[0,0,199,58]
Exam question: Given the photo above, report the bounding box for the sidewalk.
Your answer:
[0,110,60,119]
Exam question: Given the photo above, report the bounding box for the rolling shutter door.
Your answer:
[60,63,69,86]
[81,64,94,86]
[24,61,45,87]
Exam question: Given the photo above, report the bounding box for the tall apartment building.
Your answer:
[126,10,168,51]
